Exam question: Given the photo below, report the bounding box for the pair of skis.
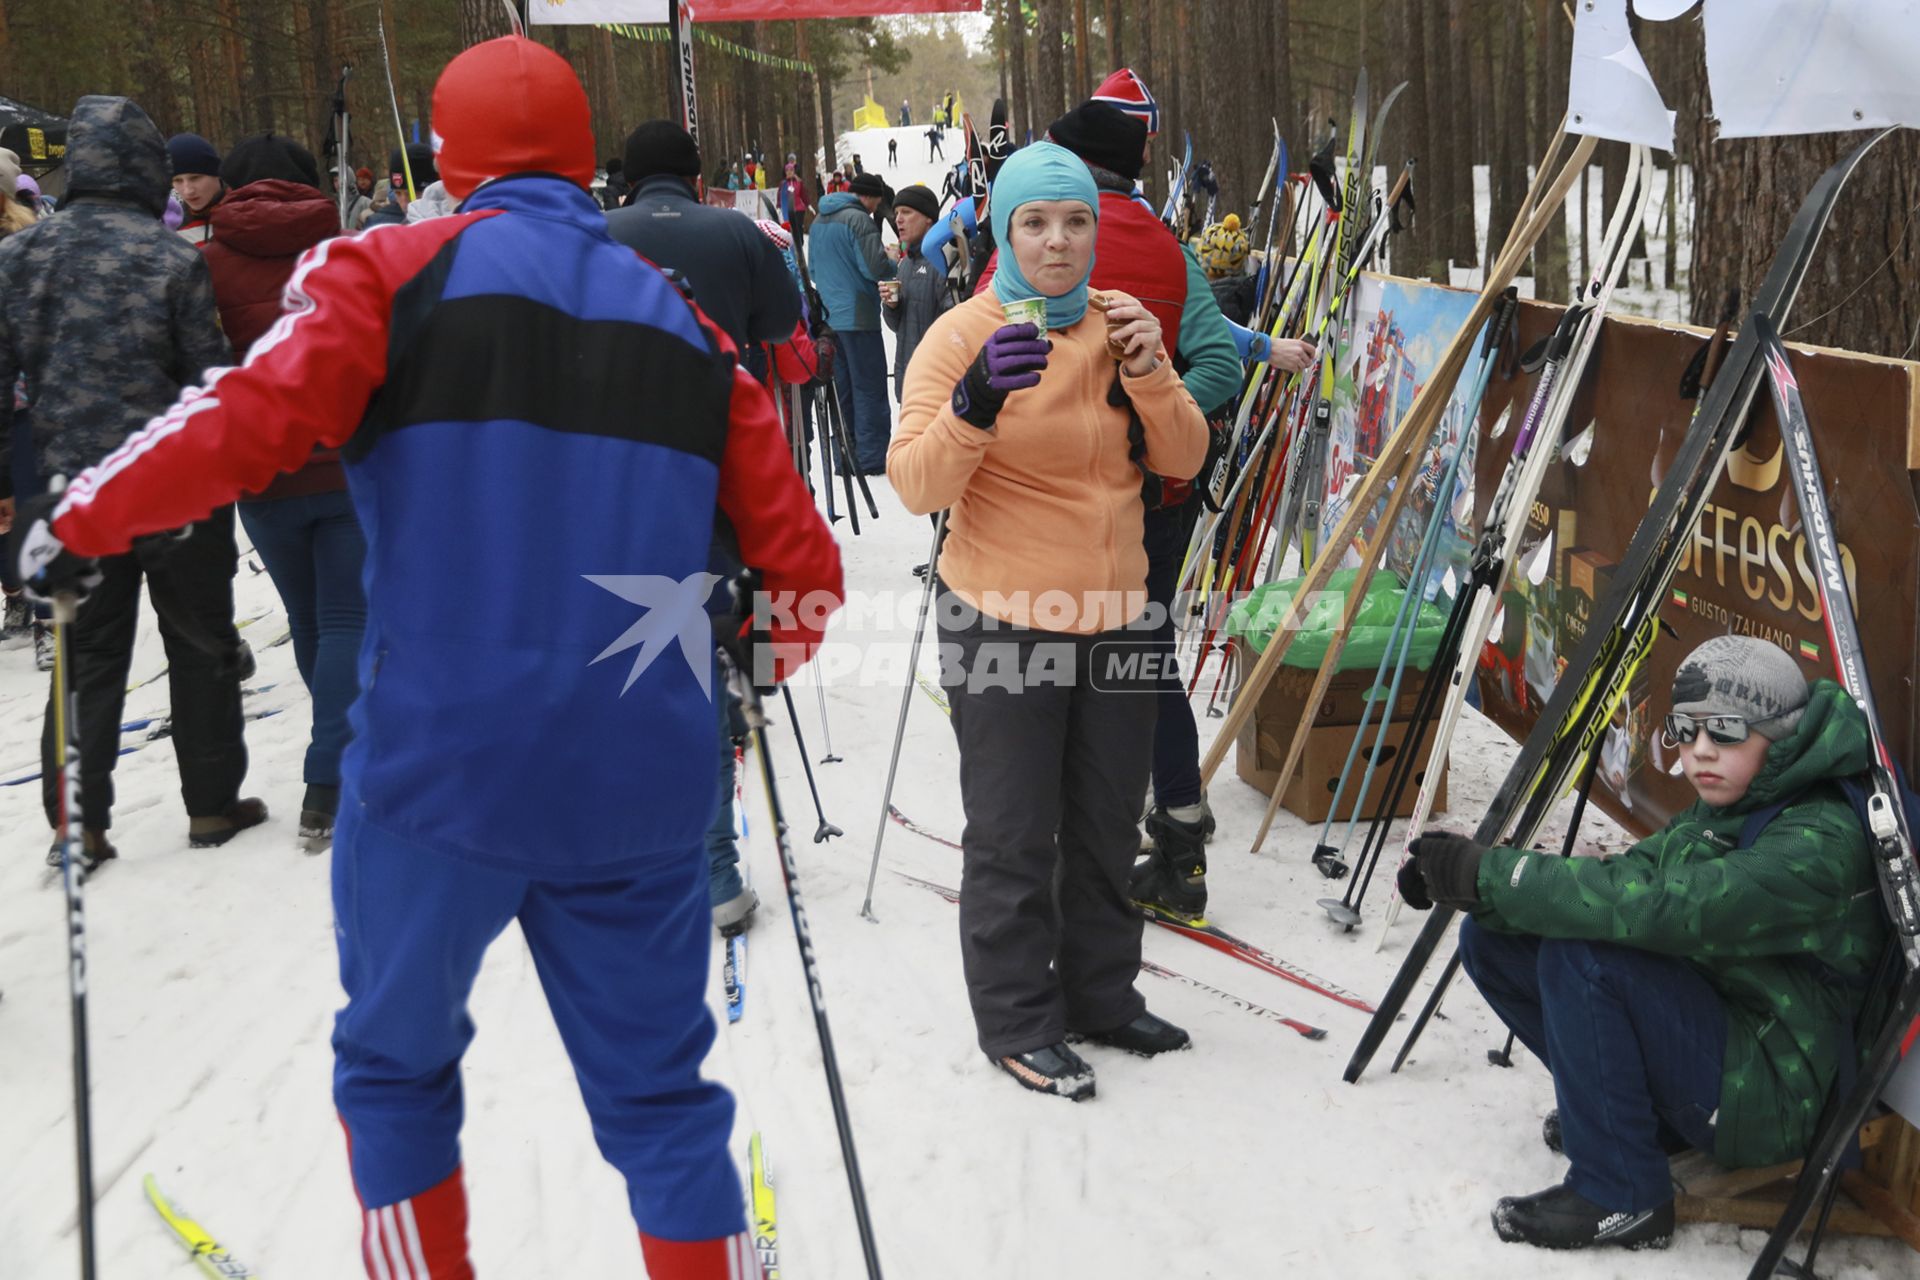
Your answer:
[883,805,1365,1020]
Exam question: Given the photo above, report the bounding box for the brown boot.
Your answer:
[46,827,118,873]
[188,797,269,848]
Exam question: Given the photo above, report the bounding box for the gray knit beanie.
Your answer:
[1671,636,1808,741]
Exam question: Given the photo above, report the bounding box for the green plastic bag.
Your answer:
[1224,568,1450,671]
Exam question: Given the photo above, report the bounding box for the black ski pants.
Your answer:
[42,506,249,831]
[939,596,1155,1057]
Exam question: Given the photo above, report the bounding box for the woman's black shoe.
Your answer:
[993,1042,1096,1101]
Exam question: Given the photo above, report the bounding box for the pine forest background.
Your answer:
[2,0,1917,357]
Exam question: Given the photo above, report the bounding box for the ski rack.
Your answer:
[1342,128,1898,1088]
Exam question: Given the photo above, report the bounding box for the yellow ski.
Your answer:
[749,1132,779,1279]
[143,1174,259,1278]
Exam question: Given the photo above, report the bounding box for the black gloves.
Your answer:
[1396,831,1488,912]
[8,488,102,604]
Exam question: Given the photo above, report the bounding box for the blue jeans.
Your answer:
[1458,918,1727,1213]
[831,327,892,474]
[238,491,368,787]
[704,678,746,906]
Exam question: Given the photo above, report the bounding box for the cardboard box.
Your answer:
[1230,638,1435,729]
[1235,713,1448,824]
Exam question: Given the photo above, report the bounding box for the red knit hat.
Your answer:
[431,37,595,200]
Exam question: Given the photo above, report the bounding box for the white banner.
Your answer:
[1567,0,1675,150]
[1569,0,1920,145]
[529,0,668,23]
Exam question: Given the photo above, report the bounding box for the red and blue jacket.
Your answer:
[52,174,842,878]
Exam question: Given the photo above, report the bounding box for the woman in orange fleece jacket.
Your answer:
[888,142,1208,1102]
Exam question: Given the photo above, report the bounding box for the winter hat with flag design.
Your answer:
[431,36,596,201]
[1092,68,1161,137]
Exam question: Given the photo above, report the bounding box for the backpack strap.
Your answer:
[1737,798,1796,852]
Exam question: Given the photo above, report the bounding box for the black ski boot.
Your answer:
[993,1042,1095,1101]
[1131,806,1208,920]
[300,784,339,854]
[1074,1010,1191,1057]
[1492,1184,1673,1251]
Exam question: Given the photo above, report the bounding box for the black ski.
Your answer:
[1744,313,1920,1278]
[1344,128,1896,1085]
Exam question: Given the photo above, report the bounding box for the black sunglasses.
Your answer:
[1662,712,1757,748]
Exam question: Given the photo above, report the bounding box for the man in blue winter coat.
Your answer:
[12,38,842,1280]
[807,169,896,474]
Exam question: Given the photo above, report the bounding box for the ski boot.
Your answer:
[1131,804,1208,921]
[713,887,760,938]
[993,1042,1095,1102]
[32,620,55,672]
[1072,1010,1191,1057]
[300,784,339,854]
[1492,1183,1673,1251]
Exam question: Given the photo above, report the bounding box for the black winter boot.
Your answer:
[1073,1010,1191,1057]
[992,1043,1096,1101]
[1492,1183,1673,1251]
[1131,806,1208,920]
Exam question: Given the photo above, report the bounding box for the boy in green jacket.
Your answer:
[1398,635,1887,1251]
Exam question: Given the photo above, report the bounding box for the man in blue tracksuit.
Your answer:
[15,38,842,1280]
[807,171,896,474]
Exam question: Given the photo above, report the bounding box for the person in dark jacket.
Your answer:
[606,120,800,359]
[203,131,362,851]
[1399,636,1889,1252]
[168,131,224,246]
[807,171,896,474]
[363,143,436,228]
[881,183,952,400]
[0,96,265,867]
[604,118,801,936]
[601,156,630,210]
[11,39,842,1280]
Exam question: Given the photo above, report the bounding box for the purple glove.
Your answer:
[951,322,1050,429]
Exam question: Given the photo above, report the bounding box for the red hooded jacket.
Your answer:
[202,179,343,499]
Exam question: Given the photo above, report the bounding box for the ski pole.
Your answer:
[830,375,881,521]
[816,385,840,524]
[780,682,842,843]
[860,511,947,922]
[51,592,99,1280]
[824,380,864,534]
[733,660,885,1280]
[813,678,842,764]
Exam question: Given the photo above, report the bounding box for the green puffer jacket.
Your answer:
[1473,679,1887,1168]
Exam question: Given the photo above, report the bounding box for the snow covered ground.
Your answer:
[2,133,1904,1279]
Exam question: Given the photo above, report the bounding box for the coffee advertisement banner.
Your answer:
[1467,299,1920,838]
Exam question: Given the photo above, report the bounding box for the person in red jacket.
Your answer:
[202,131,361,850]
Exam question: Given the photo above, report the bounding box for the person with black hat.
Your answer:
[807,168,896,474]
[605,119,800,359]
[880,183,950,401]
[363,143,436,228]
[167,131,224,245]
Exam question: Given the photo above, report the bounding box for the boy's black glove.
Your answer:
[1397,831,1488,912]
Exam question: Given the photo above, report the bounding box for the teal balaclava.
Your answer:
[989,141,1100,330]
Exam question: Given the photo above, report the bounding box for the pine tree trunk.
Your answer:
[459,0,510,50]
[1005,0,1031,141]
[1445,0,1476,267]
[1396,0,1442,281]
[1036,0,1066,127]
[1072,0,1091,102]
[1531,0,1571,302]
[1489,7,1528,267]
[1105,0,1121,70]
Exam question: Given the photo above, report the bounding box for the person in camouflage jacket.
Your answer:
[1399,636,1886,1252]
[0,95,263,863]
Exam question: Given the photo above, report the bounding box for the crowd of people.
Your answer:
[0,33,1900,1278]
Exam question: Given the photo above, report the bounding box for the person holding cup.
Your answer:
[888,143,1209,1102]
